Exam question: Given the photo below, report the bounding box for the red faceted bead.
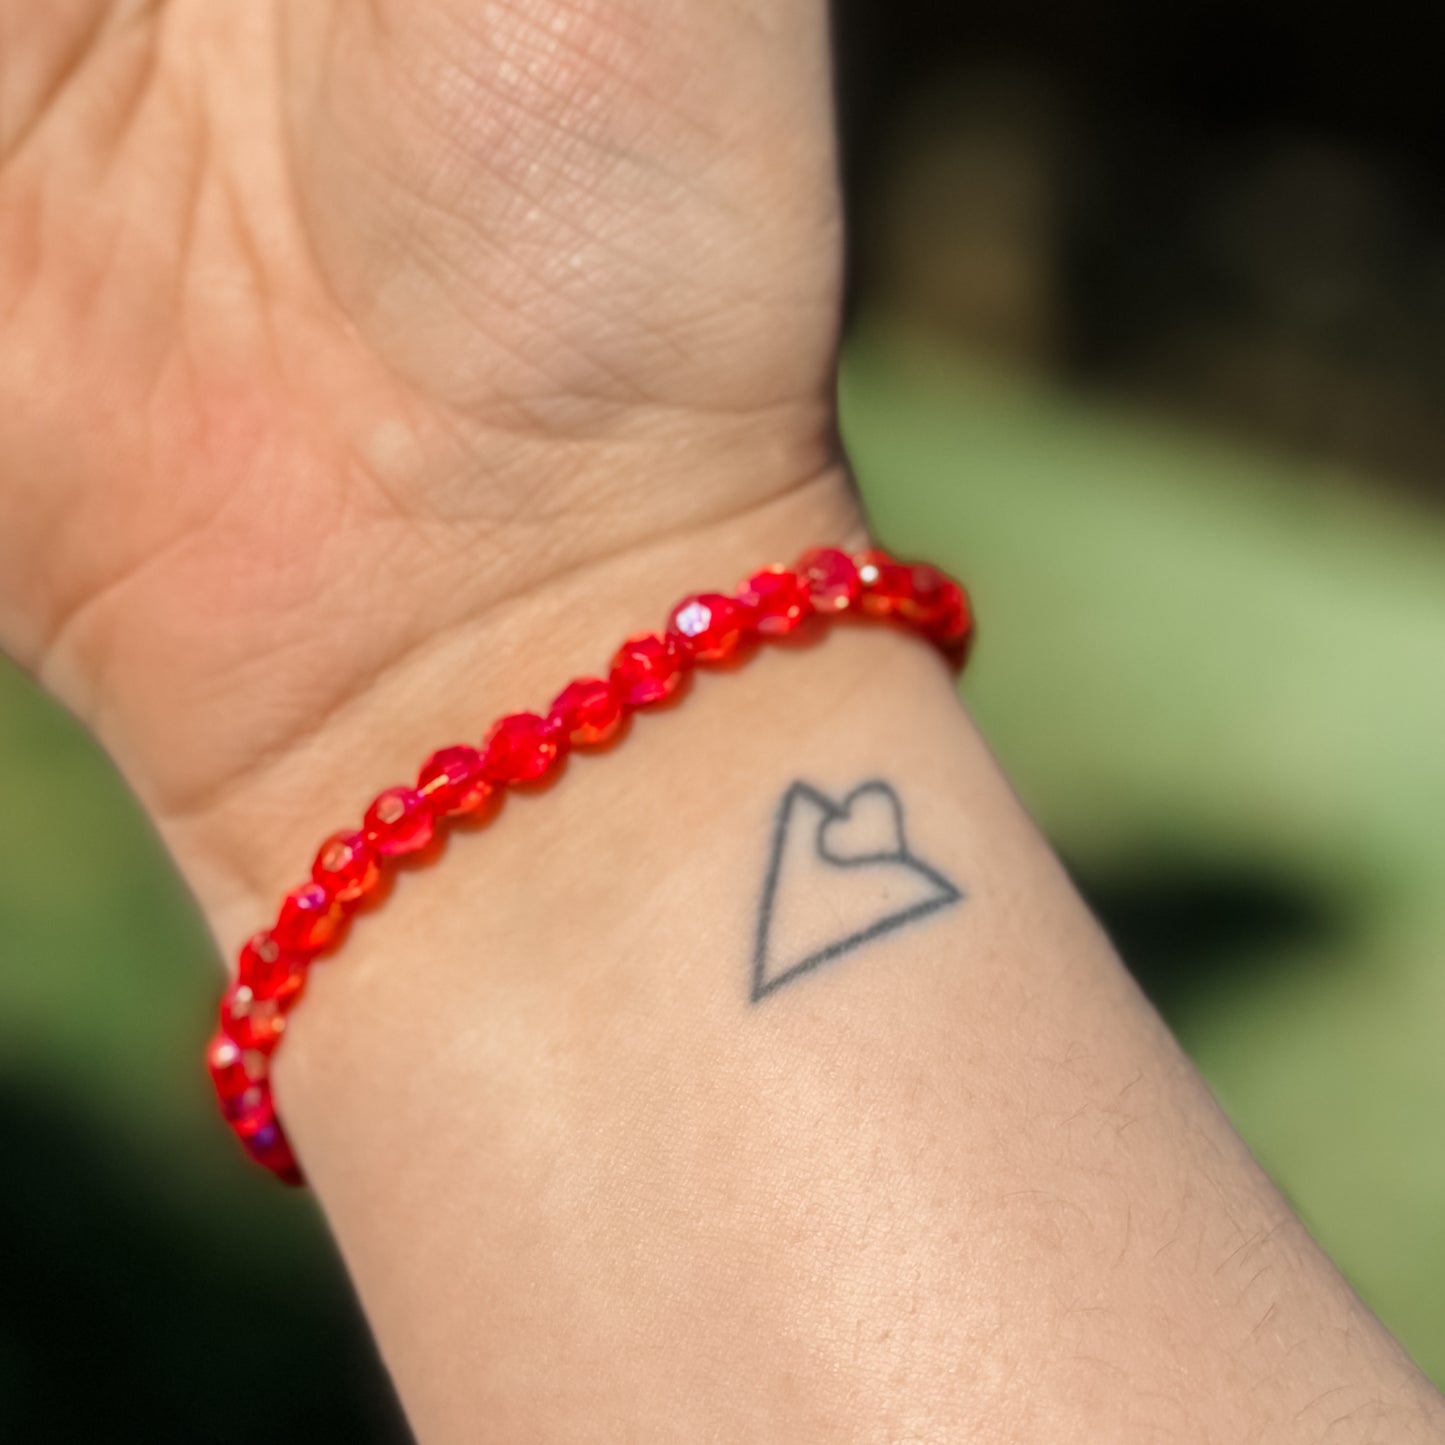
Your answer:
[667,593,750,663]
[610,631,689,706]
[364,786,436,856]
[220,983,286,1054]
[796,546,861,612]
[237,930,306,1006]
[230,1085,275,1139]
[736,567,813,635]
[854,549,914,617]
[483,711,564,785]
[273,881,343,955]
[549,677,623,746]
[242,1116,301,1182]
[894,563,954,628]
[312,830,381,904]
[418,744,493,817]
[207,1031,262,1102]
[931,581,973,651]
[206,1034,274,1137]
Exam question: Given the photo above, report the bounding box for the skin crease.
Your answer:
[1,4,1443,1442]
[0,0,848,918]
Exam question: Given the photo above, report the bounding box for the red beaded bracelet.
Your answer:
[206,546,973,1183]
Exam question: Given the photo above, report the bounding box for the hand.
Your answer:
[0,0,856,919]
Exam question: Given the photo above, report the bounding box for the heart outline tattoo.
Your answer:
[817,779,911,866]
[750,779,963,1002]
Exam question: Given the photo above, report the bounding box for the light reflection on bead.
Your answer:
[667,593,749,663]
[853,549,912,616]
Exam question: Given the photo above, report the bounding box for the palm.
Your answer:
[0,0,844,906]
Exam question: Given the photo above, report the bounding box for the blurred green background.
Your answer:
[3,5,1444,1440]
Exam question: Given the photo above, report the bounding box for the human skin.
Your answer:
[1,3,1443,1441]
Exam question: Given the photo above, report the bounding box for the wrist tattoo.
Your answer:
[750,779,963,1002]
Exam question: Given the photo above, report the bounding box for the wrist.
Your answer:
[259,609,1445,1445]
[170,461,864,946]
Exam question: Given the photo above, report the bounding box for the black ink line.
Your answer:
[818,779,911,866]
[749,779,963,1003]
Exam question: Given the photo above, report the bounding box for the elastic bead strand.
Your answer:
[207,545,973,1182]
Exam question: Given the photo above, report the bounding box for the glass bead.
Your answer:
[854,549,913,616]
[364,786,436,856]
[237,930,306,1005]
[736,567,813,635]
[418,744,492,816]
[796,546,861,612]
[483,712,564,785]
[667,593,751,663]
[273,882,343,955]
[220,983,285,1054]
[609,632,688,706]
[312,830,382,903]
[549,677,623,746]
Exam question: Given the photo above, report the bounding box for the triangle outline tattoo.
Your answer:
[749,780,963,1002]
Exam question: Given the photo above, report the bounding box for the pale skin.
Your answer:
[1,4,1441,1442]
